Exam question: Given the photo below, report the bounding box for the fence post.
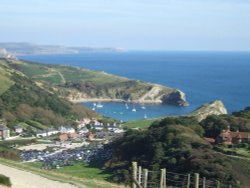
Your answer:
[160,169,164,188]
[160,168,167,188]
[132,162,138,188]
[143,169,148,188]
[138,166,142,185]
[194,173,199,188]
[216,180,220,188]
[186,174,191,188]
[202,177,206,188]
[163,169,167,188]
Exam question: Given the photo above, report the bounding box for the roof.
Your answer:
[14,125,22,129]
[204,137,215,143]
[219,131,250,139]
[59,134,68,141]
[68,132,78,138]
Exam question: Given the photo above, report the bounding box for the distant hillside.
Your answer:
[0,48,16,60]
[0,43,124,55]
[0,59,97,131]
[7,59,188,106]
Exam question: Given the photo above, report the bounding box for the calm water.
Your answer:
[20,51,250,121]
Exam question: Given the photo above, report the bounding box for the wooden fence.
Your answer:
[131,162,231,188]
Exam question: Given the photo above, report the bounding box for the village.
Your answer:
[1,118,250,170]
[0,118,124,169]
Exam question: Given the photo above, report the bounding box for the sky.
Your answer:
[0,0,250,51]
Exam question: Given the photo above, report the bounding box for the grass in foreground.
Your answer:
[0,174,12,187]
[0,157,125,188]
[28,161,112,181]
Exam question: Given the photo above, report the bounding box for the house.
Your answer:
[59,126,75,134]
[36,130,47,137]
[47,128,59,136]
[217,126,250,145]
[13,125,23,134]
[76,118,92,129]
[204,137,216,145]
[36,128,59,137]
[94,125,104,130]
[87,132,96,140]
[68,132,78,139]
[0,125,10,140]
[78,127,89,134]
[59,133,69,142]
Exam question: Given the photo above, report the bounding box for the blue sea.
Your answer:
[20,51,250,121]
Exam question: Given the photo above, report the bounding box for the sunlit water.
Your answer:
[21,51,250,121]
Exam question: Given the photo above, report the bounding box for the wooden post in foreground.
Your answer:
[186,174,191,188]
[132,162,138,188]
[194,173,199,188]
[216,180,220,188]
[163,169,166,188]
[138,166,142,185]
[202,177,206,188]
[143,169,148,188]
[160,169,167,188]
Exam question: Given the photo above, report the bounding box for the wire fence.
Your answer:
[131,162,232,188]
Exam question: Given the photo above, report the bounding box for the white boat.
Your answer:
[93,103,97,106]
[141,106,146,109]
[132,107,136,112]
[144,114,148,119]
[92,107,96,111]
[96,103,104,108]
[125,103,129,109]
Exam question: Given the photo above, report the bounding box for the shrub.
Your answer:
[0,174,12,187]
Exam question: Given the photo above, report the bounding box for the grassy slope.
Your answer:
[0,59,97,131]
[9,60,175,102]
[0,158,125,188]
[0,60,14,95]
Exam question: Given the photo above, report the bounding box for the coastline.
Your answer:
[69,98,163,104]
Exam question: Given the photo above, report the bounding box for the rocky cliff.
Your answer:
[188,100,227,121]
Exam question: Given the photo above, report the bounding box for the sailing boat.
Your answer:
[125,103,129,109]
[144,114,148,119]
[96,102,104,108]
[141,105,146,110]
[132,106,136,112]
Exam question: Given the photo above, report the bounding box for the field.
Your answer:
[221,147,250,158]
[122,118,162,128]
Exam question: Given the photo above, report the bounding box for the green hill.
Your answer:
[0,59,97,131]
[8,59,188,106]
[106,115,250,188]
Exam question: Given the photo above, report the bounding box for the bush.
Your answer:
[0,174,12,187]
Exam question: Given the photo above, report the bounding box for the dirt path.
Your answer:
[0,163,78,188]
[56,70,66,84]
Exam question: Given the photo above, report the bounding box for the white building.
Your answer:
[36,128,59,137]
[59,126,75,134]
